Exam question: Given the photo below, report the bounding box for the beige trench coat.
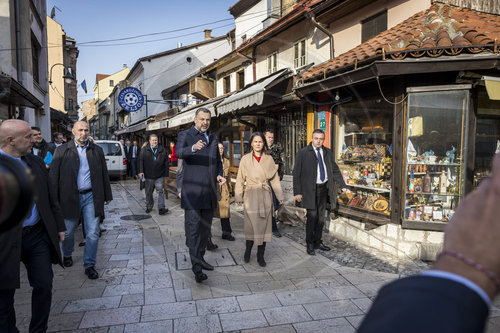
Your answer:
[214,157,231,219]
[235,153,283,245]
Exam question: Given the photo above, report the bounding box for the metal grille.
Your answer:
[279,110,307,174]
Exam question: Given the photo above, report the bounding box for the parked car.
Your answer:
[94,140,127,179]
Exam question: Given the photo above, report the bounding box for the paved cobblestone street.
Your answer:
[13,179,500,332]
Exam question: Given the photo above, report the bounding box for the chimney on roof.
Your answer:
[177,42,182,48]
[204,29,212,40]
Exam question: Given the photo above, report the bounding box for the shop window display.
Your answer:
[404,89,468,225]
[474,91,500,188]
[335,100,393,216]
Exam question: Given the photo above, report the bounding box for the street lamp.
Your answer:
[49,63,75,85]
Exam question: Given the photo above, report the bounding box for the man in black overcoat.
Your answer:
[176,107,225,283]
[138,134,169,215]
[0,119,66,333]
[124,139,133,177]
[49,121,112,280]
[293,129,346,255]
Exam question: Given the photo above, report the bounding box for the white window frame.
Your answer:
[293,39,306,68]
[268,52,278,75]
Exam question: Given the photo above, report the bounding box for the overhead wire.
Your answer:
[76,4,288,100]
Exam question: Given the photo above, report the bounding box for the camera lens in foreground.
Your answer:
[0,155,34,232]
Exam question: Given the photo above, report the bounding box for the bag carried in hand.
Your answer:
[277,204,307,227]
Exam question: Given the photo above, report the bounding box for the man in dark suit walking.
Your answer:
[0,119,66,333]
[293,129,346,256]
[49,121,112,280]
[124,140,133,178]
[131,140,140,179]
[176,107,225,283]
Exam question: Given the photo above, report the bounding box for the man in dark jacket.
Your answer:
[0,119,66,333]
[124,140,133,178]
[49,121,112,280]
[131,140,140,179]
[264,129,284,238]
[176,107,225,283]
[138,134,169,215]
[293,129,346,255]
[31,126,54,167]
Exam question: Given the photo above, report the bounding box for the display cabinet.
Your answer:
[403,89,469,230]
[335,100,393,222]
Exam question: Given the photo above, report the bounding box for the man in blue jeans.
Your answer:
[50,121,112,279]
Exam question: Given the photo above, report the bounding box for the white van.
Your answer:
[94,140,127,179]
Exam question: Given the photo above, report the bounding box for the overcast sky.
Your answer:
[46,0,237,105]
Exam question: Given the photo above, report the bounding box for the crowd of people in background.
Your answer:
[2,108,500,332]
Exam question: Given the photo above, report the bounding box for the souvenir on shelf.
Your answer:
[337,105,393,216]
[404,89,467,225]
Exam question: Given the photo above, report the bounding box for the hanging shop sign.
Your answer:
[118,87,144,112]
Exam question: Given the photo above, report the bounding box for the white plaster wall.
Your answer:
[129,38,231,125]
[254,21,330,81]
[234,0,267,48]
[388,0,431,28]
[329,0,432,58]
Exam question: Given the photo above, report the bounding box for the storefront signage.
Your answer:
[318,111,326,131]
[118,87,144,112]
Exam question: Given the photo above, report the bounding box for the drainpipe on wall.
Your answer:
[236,50,256,82]
[308,12,334,59]
[14,0,25,119]
[14,0,22,84]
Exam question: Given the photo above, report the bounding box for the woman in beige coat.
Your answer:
[235,132,283,266]
[214,143,235,241]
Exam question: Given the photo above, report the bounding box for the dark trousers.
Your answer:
[126,159,132,177]
[185,209,213,273]
[0,223,54,333]
[270,185,279,232]
[131,158,137,177]
[145,178,165,210]
[220,218,232,236]
[306,182,328,245]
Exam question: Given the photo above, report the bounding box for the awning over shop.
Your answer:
[168,98,220,128]
[0,73,43,109]
[115,119,149,135]
[217,68,291,115]
[147,119,168,131]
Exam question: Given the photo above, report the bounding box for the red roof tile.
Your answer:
[96,74,110,82]
[302,3,500,82]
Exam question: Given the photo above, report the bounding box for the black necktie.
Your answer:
[316,148,325,182]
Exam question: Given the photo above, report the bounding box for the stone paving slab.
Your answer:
[12,180,500,332]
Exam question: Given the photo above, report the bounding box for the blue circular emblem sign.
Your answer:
[118,87,144,112]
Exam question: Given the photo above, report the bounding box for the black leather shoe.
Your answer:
[145,207,152,213]
[63,256,73,267]
[315,242,331,251]
[272,230,282,238]
[195,271,208,283]
[207,239,218,251]
[222,234,235,241]
[84,266,99,279]
[159,208,169,215]
[200,259,214,271]
[306,244,316,255]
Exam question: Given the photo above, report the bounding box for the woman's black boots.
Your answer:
[244,240,254,263]
[257,242,266,267]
